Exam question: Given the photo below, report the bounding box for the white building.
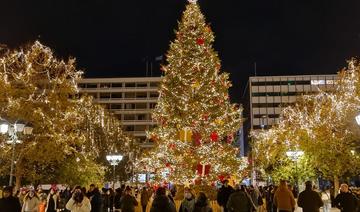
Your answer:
[78,77,161,147]
[249,74,337,130]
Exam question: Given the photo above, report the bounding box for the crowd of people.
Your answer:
[0,180,359,212]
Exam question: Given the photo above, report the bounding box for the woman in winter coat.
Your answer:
[179,187,196,212]
[46,188,59,212]
[22,189,40,212]
[194,192,212,212]
[65,188,91,212]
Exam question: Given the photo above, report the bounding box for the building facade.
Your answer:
[249,74,337,130]
[78,77,162,147]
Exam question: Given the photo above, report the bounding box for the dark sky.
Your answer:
[1,0,360,103]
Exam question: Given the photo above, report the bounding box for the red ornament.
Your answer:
[218,175,225,182]
[197,163,211,176]
[210,132,219,142]
[196,38,205,45]
[227,134,234,144]
[192,132,202,146]
[168,143,176,149]
[202,114,209,121]
[166,162,171,168]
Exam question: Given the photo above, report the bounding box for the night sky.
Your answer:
[1,0,360,104]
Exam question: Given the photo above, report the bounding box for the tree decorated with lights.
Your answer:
[252,59,360,192]
[0,42,137,187]
[145,0,244,183]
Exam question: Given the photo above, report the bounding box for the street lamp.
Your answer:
[355,114,360,126]
[106,154,123,188]
[0,120,33,186]
[286,150,304,194]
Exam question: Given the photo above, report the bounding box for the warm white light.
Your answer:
[0,124,9,134]
[23,127,33,135]
[356,114,360,126]
[106,154,123,166]
[14,123,25,132]
[286,150,304,160]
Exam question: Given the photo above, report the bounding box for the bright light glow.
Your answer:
[106,154,123,166]
[286,150,304,160]
[14,123,25,132]
[356,114,360,126]
[6,140,22,144]
[311,80,326,85]
[351,150,355,155]
[0,124,9,134]
[23,126,33,135]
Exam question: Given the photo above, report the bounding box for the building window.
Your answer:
[124,114,136,120]
[136,103,147,109]
[112,83,123,87]
[125,93,135,98]
[86,83,97,88]
[136,83,148,87]
[110,104,122,109]
[136,92,147,98]
[125,83,136,87]
[111,93,122,98]
[100,83,111,88]
[137,114,147,120]
[100,93,111,99]
[125,103,135,109]
[150,92,159,98]
[150,82,159,87]
[135,125,147,131]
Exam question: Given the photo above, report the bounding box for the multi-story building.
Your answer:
[249,74,337,130]
[78,77,162,147]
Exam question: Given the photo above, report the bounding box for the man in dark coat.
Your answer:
[297,181,323,212]
[334,183,359,212]
[88,186,102,212]
[120,187,138,212]
[150,187,174,212]
[227,185,254,212]
[0,186,21,212]
[217,180,235,212]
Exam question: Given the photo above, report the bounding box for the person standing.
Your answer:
[194,192,212,212]
[22,189,40,212]
[120,187,138,212]
[179,187,196,212]
[88,187,102,212]
[0,186,22,212]
[46,187,59,212]
[66,188,91,212]
[297,181,323,212]
[321,187,332,212]
[273,180,296,212]
[333,183,358,212]
[141,187,150,212]
[150,187,174,212]
[217,180,235,212]
[227,184,255,212]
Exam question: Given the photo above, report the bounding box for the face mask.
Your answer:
[50,190,54,195]
[184,193,192,199]
[29,192,34,197]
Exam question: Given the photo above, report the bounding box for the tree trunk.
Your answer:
[15,171,21,191]
[334,175,339,197]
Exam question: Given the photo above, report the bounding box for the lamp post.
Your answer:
[106,154,123,189]
[0,121,33,186]
[286,150,304,193]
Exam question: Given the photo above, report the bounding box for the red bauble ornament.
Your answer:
[218,175,225,182]
[210,132,219,142]
[196,38,205,45]
[227,134,234,144]
[202,114,209,121]
[166,162,171,168]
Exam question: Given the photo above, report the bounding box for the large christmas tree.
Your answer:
[144,0,244,183]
